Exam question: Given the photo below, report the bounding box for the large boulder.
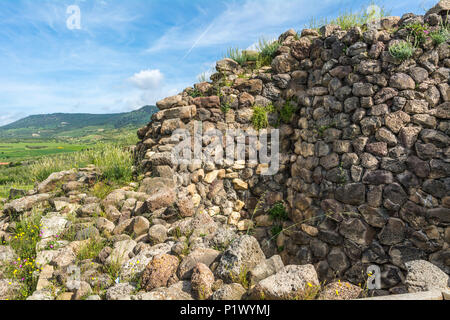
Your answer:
[211,283,247,300]
[405,260,449,293]
[177,248,221,280]
[106,240,136,267]
[120,242,174,282]
[36,169,77,193]
[141,254,179,291]
[215,235,266,283]
[40,213,69,239]
[191,263,215,300]
[425,0,450,18]
[251,265,320,300]
[106,283,135,300]
[318,281,363,300]
[3,194,51,217]
[248,255,284,286]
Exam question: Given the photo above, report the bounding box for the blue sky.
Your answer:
[0,0,437,126]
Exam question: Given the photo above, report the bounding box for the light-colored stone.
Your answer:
[405,260,449,293]
[251,265,320,300]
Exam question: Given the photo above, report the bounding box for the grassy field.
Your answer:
[0,142,85,162]
[0,129,140,200]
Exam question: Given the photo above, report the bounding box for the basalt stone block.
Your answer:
[383,183,407,212]
[335,183,366,205]
[362,170,393,185]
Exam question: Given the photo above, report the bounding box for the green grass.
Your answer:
[251,105,275,130]
[389,40,415,61]
[0,131,136,202]
[268,202,289,221]
[280,100,298,124]
[0,106,157,140]
[2,210,42,299]
[430,27,450,45]
[77,238,106,261]
[0,142,85,163]
[256,38,281,67]
[226,48,250,66]
[307,1,390,31]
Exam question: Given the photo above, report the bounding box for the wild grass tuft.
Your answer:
[226,48,249,66]
[389,40,415,61]
[268,201,289,221]
[251,104,275,130]
[77,238,106,261]
[3,210,42,299]
[279,100,298,124]
[307,2,390,31]
[256,38,281,67]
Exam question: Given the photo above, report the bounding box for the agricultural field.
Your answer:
[0,142,85,163]
[0,128,140,200]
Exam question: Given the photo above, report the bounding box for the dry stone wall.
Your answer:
[135,11,450,292]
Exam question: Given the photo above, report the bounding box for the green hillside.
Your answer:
[0,105,158,140]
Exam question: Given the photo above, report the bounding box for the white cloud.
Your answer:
[128,69,164,90]
[145,0,336,54]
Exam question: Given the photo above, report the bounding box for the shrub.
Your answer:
[197,72,210,83]
[430,19,450,45]
[268,202,288,221]
[403,23,430,47]
[188,88,203,98]
[389,40,415,61]
[91,181,115,199]
[4,210,42,299]
[251,105,275,130]
[256,38,281,66]
[280,100,298,123]
[271,225,283,237]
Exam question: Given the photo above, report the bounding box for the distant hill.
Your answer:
[0,106,158,139]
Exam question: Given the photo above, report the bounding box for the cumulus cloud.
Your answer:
[128,69,164,90]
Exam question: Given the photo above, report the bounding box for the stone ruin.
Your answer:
[134,7,450,292]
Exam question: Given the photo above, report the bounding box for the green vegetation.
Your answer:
[0,130,136,202]
[430,27,450,45]
[77,238,106,261]
[279,100,298,124]
[389,40,415,61]
[251,104,275,130]
[390,18,449,61]
[403,23,430,47]
[103,258,122,282]
[0,106,157,140]
[271,224,283,237]
[225,38,281,70]
[256,38,281,67]
[307,2,390,31]
[197,72,211,83]
[3,210,42,299]
[226,48,250,66]
[0,142,85,163]
[188,88,203,98]
[268,201,289,221]
[430,18,450,45]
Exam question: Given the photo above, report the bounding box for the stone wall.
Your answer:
[135,11,449,293]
